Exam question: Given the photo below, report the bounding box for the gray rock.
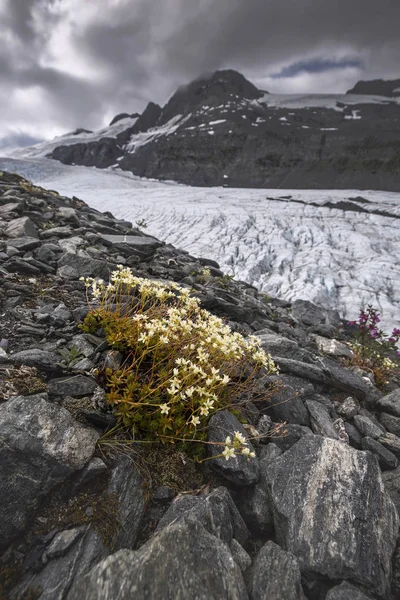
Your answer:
[157,486,250,547]
[6,236,41,251]
[70,334,96,358]
[258,442,282,461]
[275,357,372,399]
[354,414,386,439]
[3,256,42,275]
[257,414,273,440]
[380,412,400,437]
[313,335,353,359]
[382,466,400,515]
[72,457,108,491]
[345,421,363,449]
[269,423,313,453]
[71,358,95,371]
[48,375,98,398]
[261,382,310,426]
[208,411,260,486]
[377,434,400,459]
[68,518,249,600]
[57,252,115,280]
[361,436,398,470]
[5,216,38,238]
[230,538,251,573]
[248,540,305,600]
[103,349,123,370]
[41,226,73,239]
[256,333,299,359]
[11,456,146,600]
[376,389,400,418]
[0,394,98,550]
[337,396,360,419]
[264,436,398,598]
[58,206,80,226]
[46,528,85,559]
[322,358,375,400]
[107,455,146,549]
[291,299,340,328]
[7,348,61,372]
[333,418,349,444]
[325,582,373,600]
[305,399,339,439]
[58,264,79,279]
[234,480,273,536]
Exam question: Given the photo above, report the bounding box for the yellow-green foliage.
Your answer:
[81,266,277,447]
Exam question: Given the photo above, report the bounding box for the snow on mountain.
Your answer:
[257,93,400,110]
[1,156,399,332]
[3,117,139,160]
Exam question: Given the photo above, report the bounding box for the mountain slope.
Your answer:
[7,70,400,191]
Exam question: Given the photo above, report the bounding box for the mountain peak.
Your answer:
[158,69,262,125]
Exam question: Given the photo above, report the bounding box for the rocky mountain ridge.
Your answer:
[8,69,400,191]
[1,170,400,599]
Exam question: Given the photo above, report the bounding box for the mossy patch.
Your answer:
[0,366,47,401]
[33,488,121,551]
[136,444,205,493]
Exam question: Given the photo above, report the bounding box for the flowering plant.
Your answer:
[81,267,277,454]
[347,305,400,385]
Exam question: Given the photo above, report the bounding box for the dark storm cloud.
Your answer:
[1,0,399,148]
[272,59,364,79]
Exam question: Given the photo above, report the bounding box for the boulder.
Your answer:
[305,399,339,439]
[11,456,146,600]
[48,375,98,398]
[313,335,353,359]
[264,436,398,598]
[291,300,340,328]
[354,414,386,439]
[207,411,259,486]
[248,540,306,600]
[361,437,398,470]
[380,412,400,437]
[68,518,249,600]
[5,348,62,373]
[376,389,400,418]
[269,423,313,452]
[0,394,98,550]
[261,382,310,426]
[325,582,373,599]
[156,486,250,547]
[57,252,115,280]
[5,216,38,238]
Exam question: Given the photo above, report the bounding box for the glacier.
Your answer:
[0,156,399,332]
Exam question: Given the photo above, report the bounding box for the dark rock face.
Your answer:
[347,79,400,97]
[68,518,249,600]
[264,436,398,598]
[109,112,140,126]
[44,71,400,191]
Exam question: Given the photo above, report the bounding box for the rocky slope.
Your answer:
[8,70,400,191]
[1,170,400,599]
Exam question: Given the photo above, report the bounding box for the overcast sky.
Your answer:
[1,0,399,150]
